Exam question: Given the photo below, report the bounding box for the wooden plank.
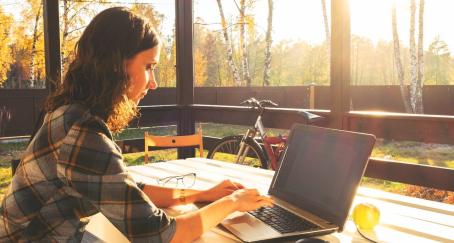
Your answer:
[347,111,454,145]
[190,104,330,129]
[364,158,454,192]
[135,105,179,128]
[140,88,176,105]
[137,105,454,145]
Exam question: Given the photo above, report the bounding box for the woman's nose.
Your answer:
[148,77,158,90]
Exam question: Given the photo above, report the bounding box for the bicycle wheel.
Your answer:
[207,135,268,168]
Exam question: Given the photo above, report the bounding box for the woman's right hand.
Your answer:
[228,188,273,212]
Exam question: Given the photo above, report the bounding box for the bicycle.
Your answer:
[207,97,324,170]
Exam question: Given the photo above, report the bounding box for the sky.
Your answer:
[193,0,454,51]
[1,0,453,51]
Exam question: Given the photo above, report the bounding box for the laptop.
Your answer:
[221,123,376,242]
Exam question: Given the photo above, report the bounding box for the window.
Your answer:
[1,0,45,89]
[193,0,330,88]
[350,0,454,115]
[350,0,454,203]
[55,0,177,108]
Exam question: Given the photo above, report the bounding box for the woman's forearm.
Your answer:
[170,196,237,243]
[142,184,203,208]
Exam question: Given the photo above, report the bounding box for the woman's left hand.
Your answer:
[198,179,245,202]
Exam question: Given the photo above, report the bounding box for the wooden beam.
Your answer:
[365,158,454,192]
[175,0,194,158]
[347,112,454,145]
[330,0,351,129]
[43,0,61,92]
[139,105,454,145]
[135,105,180,128]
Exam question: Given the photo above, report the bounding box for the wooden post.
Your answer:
[330,0,351,129]
[175,0,195,159]
[309,83,315,109]
[43,0,61,93]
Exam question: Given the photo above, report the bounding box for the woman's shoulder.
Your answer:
[45,103,89,123]
[46,103,112,140]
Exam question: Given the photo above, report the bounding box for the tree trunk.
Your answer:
[239,0,251,86]
[321,0,330,45]
[216,0,242,86]
[61,0,70,76]
[29,0,43,88]
[392,2,412,113]
[321,0,330,87]
[416,0,425,113]
[263,0,273,86]
[409,0,418,113]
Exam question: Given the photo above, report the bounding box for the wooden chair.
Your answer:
[144,127,204,163]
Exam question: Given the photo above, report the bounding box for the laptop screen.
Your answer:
[269,124,375,229]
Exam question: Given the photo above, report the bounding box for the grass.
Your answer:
[123,149,207,166]
[0,141,27,199]
[371,139,454,168]
[1,123,453,203]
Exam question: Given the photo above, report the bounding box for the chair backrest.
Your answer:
[144,127,204,163]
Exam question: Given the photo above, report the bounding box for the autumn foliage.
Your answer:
[405,185,454,204]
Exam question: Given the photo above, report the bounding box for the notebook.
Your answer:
[221,123,376,242]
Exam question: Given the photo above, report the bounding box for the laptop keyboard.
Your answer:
[249,205,321,234]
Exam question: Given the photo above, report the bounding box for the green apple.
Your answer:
[352,203,380,230]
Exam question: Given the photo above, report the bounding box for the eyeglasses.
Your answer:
[156,173,196,188]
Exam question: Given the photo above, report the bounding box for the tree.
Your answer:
[321,0,330,45]
[392,2,412,112]
[194,49,207,86]
[194,18,229,87]
[3,0,47,89]
[409,0,418,112]
[130,3,175,87]
[8,0,46,88]
[409,0,424,113]
[216,0,242,86]
[0,8,14,86]
[416,0,425,112]
[29,0,43,87]
[425,37,451,84]
[375,41,395,85]
[238,0,252,86]
[60,0,100,74]
[263,0,273,86]
[130,3,164,31]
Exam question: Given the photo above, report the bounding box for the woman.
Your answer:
[0,7,272,242]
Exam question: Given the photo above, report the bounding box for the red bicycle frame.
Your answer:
[263,136,287,170]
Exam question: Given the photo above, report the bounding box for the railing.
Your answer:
[117,104,454,192]
[2,88,453,192]
[1,86,453,136]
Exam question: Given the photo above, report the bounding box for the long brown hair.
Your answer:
[45,7,160,133]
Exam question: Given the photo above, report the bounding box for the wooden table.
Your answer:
[85,158,454,243]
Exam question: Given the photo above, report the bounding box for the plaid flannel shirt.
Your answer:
[0,104,176,242]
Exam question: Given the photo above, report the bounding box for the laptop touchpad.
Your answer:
[222,212,280,241]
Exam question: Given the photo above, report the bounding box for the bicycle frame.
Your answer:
[263,135,287,170]
[236,110,287,170]
[211,98,323,170]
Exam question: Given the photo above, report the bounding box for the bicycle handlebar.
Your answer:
[260,100,278,107]
[241,97,325,124]
[240,98,278,108]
